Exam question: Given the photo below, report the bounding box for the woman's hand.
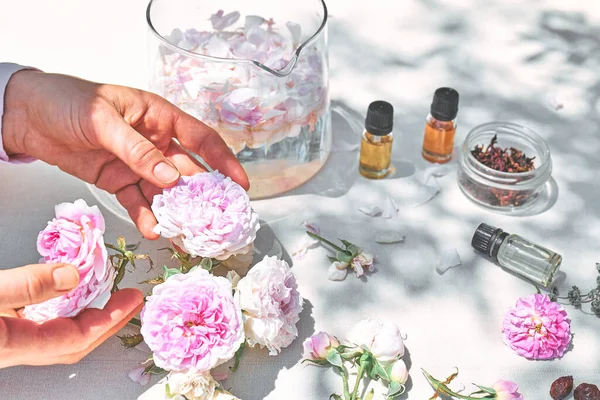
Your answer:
[0,263,143,368]
[1,70,248,239]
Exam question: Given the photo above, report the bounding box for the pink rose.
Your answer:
[234,256,303,355]
[152,172,260,261]
[492,380,523,400]
[140,269,244,372]
[303,332,339,361]
[502,294,571,360]
[23,199,114,322]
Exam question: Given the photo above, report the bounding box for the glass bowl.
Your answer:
[145,0,331,199]
[457,122,552,213]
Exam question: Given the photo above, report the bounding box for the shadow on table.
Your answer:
[223,301,316,398]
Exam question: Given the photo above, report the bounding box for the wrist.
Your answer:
[2,69,40,157]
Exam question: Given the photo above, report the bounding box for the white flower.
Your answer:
[213,390,240,400]
[168,370,217,400]
[235,256,303,355]
[347,319,405,366]
[389,359,409,384]
[327,261,349,281]
[351,252,375,278]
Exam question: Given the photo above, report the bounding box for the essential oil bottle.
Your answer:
[471,223,562,287]
[359,101,394,179]
[421,87,459,163]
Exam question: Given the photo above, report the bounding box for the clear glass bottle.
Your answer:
[422,87,459,163]
[471,223,562,287]
[359,101,394,179]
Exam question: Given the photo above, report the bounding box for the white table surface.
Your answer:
[2,0,600,399]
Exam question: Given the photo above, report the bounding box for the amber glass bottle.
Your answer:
[359,101,394,179]
[421,88,459,163]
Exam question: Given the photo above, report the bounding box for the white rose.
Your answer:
[235,256,303,355]
[389,359,409,384]
[168,371,217,400]
[212,390,240,400]
[347,319,405,366]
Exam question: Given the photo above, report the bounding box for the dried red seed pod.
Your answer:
[574,383,600,400]
[550,376,573,400]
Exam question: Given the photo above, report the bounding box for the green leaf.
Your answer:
[126,242,141,251]
[387,381,405,398]
[139,276,165,285]
[327,256,338,263]
[473,384,497,395]
[111,258,128,292]
[144,363,167,375]
[117,236,126,250]
[117,333,144,349]
[326,350,343,368]
[163,265,182,281]
[329,395,343,400]
[301,359,330,366]
[365,389,375,400]
[347,245,360,257]
[339,239,353,248]
[200,258,213,271]
[336,250,353,263]
[373,361,390,381]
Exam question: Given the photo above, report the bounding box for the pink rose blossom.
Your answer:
[152,172,260,260]
[502,294,571,360]
[235,256,303,355]
[492,380,523,400]
[303,332,339,361]
[23,199,114,322]
[140,269,244,372]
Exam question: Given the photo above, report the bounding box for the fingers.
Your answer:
[173,111,250,190]
[0,264,80,309]
[115,184,159,240]
[0,289,144,368]
[48,291,144,364]
[96,114,181,189]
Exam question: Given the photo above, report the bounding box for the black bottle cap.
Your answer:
[472,223,504,259]
[365,101,394,136]
[430,87,459,121]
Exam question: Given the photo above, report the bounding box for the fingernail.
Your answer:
[153,162,180,184]
[53,265,80,291]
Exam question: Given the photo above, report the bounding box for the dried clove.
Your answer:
[574,383,600,400]
[550,376,573,400]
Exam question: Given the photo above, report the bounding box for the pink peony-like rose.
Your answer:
[502,294,571,360]
[234,256,303,355]
[140,269,244,372]
[23,199,114,322]
[303,331,339,361]
[152,172,260,260]
[491,380,523,400]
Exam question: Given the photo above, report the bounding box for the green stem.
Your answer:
[350,363,367,400]
[230,342,245,372]
[106,243,125,254]
[421,369,478,400]
[307,231,345,253]
[340,367,352,400]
